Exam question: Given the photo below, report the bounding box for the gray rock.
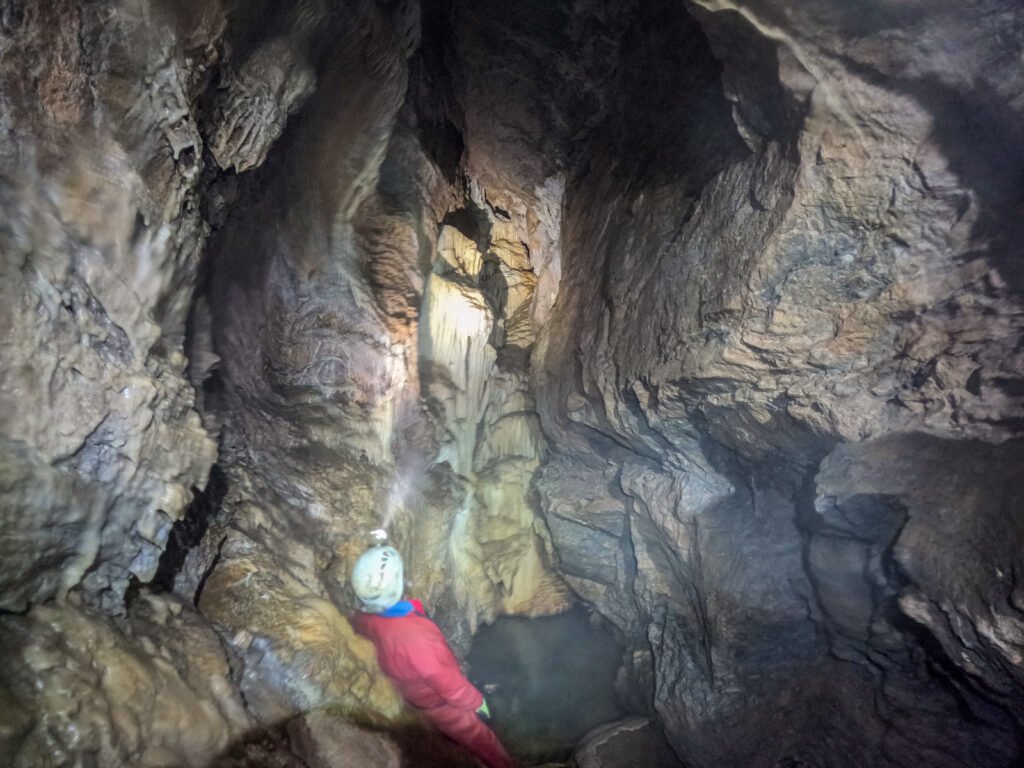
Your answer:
[571,718,685,768]
[812,434,1024,715]
[0,0,219,610]
[287,711,402,768]
[0,595,252,768]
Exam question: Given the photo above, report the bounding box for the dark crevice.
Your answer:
[194,534,228,609]
[150,465,228,594]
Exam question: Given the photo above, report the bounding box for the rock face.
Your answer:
[0,594,250,766]
[571,718,684,768]
[200,0,570,667]
[0,2,403,765]
[526,1,1024,765]
[286,711,403,768]
[2,0,1024,767]
[811,435,1024,730]
[0,0,219,614]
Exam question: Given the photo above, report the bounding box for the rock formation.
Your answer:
[1,0,1022,766]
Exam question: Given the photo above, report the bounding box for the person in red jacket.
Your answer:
[350,544,515,768]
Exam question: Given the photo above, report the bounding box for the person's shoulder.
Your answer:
[399,611,446,641]
[351,610,388,633]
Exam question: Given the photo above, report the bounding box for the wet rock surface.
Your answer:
[1,0,1023,767]
[0,594,251,767]
[571,718,685,768]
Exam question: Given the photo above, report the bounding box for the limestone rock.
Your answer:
[2,0,1024,766]
[0,595,251,768]
[202,0,568,676]
[523,0,1024,765]
[196,530,403,723]
[286,711,402,768]
[207,36,316,173]
[536,456,638,632]
[417,224,570,624]
[570,718,684,768]
[0,0,220,610]
[812,435,1024,724]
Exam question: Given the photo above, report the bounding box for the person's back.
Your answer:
[352,600,482,710]
[351,548,515,768]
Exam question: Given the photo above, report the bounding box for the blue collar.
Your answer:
[381,600,416,617]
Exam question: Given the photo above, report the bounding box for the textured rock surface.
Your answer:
[571,718,684,768]
[0,2,406,765]
[811,435,1024,724]
[286,711,403,768]
[201,0,569,667]
[2,0,1023,766]
[0,594,251,767]
[0,0,219,612]
[527,0,1024,765]
[196,534,402,722]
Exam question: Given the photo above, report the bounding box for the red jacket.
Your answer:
[352,600,484,712]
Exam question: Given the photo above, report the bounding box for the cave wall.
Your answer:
[0,0,219,614]
[1,0,1023,766]
[200,0,571,668]
[0,2,244,764]
[529,0,1024,766]
[0,2,407,764]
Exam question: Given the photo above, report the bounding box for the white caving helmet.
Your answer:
[352,545,404,613]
